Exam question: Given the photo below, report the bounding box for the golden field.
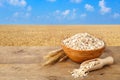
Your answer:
[0,25,120,46]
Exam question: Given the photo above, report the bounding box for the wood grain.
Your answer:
[0,46,119,80]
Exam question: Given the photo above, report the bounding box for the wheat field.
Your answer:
[0,25,120,46]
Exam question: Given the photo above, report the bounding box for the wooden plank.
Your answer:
[0,46,119,80]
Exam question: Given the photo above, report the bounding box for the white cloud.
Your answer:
[54,9,70,16]
[54,9,78,20]
[62,10,70,16]
[25,12,30,17]
[70,0,82,3]
[0,0,4,7]
[0,0,27,7]
[0,1,3,6]
[55,10,60,14]
[27,6,32,11]
[13,12,19,17]
[0,3,2,7]
[113,13,120,18]
[99,0,111,15]
[13,11,30,18]
[80,13,87,17]
[8,0,27,7]
[47,0,56,2]
[85,4,94,11]
[71,9,77,18]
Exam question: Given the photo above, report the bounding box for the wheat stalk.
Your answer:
[42,48,67,66]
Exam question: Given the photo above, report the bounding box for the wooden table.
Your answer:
[0,46,119,80]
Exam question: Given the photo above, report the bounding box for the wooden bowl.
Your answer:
[61,44,105,63]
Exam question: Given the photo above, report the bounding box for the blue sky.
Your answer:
[0,0,120,24]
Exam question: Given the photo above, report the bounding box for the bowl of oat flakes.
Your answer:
[61,33,105,63]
